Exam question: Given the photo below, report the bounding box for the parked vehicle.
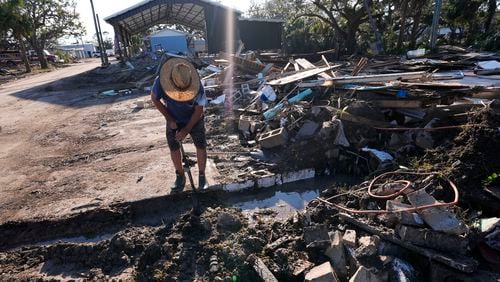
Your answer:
[0,51,23,67]
[28,50,60,63]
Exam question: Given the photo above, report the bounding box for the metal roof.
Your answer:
[104,0,241,34]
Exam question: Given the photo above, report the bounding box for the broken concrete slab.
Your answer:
[304,225,330,249]
[397,225,468,255]
[386,200,424,227]
[297,120,320,139]
[343,229,357,248]
[305,262,340,282]
[407,189,467,235]
[250,256,278,282]
[349,266,387,282]
[324,231,348,277]
[355,236,380,258]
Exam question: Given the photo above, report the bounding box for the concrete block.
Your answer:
[282,168,315,184]
[407,189,467,235]
[397,225,468,255]
[343,229,357,248]
[349,266,386,282]
[297,120,320,139]
[251,170,280,188]
[305,262,339,282]
[324,231,348,277]
[386,200,424,227]
[223,179,255,192]
[355,236,380,258]
[259,127,288,149]
[238,116,253,133]
[304,225,330,249]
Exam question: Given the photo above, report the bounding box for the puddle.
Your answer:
[230,175,359,222]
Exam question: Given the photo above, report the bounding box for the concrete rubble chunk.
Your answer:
[343,229,357,248]
[355,236,380,258]
[407,189,467,235]
[324,231,348,277]
[304,225,330,249]
[397,225,468,254]
[258,127,288,149]
[297,120,320,139]
[386,200,424,227]
[349,266,387,282]
[305,262,340,282]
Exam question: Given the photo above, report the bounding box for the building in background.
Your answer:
[56,43,96,59]
[145,28,206,55]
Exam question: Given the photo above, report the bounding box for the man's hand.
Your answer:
[168,120,178,130]
[175,128,189,142]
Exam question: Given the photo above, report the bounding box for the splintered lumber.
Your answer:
[371,99,423,108]
[250,256,278,282]
[298,71,426,87]
[295,58,333,79]
[220,52,281,74]
[339,213,478,273]
[268,65,341,86]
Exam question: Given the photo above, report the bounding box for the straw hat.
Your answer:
[160,58,200,102]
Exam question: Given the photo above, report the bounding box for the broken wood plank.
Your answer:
[339,213,478,273]
[250,256,278,282]
[371,99,423,108]
[299,71,426,87]
[295,58,333,79]
[268,65,340,86]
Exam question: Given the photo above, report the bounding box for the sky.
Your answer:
[72,0,258,43]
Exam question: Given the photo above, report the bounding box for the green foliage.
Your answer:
[482,172,498,188]
[20,0,84,68]
[54,49,70,63]
[248,0,498,54]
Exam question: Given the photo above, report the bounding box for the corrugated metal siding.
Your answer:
[150,35,188,54]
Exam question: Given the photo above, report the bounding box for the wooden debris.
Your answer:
[268,65,340,86]
[299,71,426,87]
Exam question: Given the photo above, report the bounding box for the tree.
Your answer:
[21,0,84,69]
[0,0,31,72]
[297,0,370,53]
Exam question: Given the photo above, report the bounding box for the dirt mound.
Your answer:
[422,107,500,213]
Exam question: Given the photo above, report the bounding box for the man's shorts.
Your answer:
[166,118,207,151]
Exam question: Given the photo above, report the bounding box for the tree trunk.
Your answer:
[397,0,409,51]
[484,0,496,33]
[409,1,425,49]
[36,46,49,69]
[345,25,358,54]
[15,33,31,73]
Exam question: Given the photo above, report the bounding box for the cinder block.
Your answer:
[258,127,288,149]
[324,231,348,277]
[238,116,252,133]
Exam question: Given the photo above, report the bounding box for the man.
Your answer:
[151,58,209,192]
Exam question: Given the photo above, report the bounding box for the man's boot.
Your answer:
[198,174,209,190]
[171,171,186,192]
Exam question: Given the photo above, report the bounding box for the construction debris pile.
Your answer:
[1,47,497,281]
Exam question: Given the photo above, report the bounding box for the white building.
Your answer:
[57,43,96,58]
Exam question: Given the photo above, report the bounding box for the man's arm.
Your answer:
[176,105,203,141]
[150,92,177,129]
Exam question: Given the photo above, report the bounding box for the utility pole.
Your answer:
[90,0,105,66]
[96,14,109,65]
[430,0,443,50]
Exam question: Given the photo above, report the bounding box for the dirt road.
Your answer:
[0,59,217,224]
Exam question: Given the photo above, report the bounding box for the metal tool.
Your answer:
[180,143,201,215]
